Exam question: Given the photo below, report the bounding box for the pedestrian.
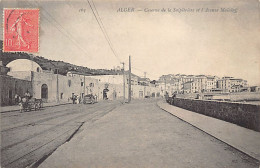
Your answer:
[76,95,80,104]
[18,95,21,103]
[24,90,31,99]
[72,93,76,104]
[14,94,19,105]
[19,101,23,112]
[94,94,97,102]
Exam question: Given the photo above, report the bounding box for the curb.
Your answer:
[0,103,72,113]
[156,101,260,162]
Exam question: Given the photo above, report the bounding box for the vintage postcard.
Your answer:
[0,0,259,168]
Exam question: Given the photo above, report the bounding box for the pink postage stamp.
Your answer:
[3,9,39,53]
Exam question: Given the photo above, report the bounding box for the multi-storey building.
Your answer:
[217,77,248,93]
[193,75,207,92]
[183,81,199,93]
[205,76,219,92]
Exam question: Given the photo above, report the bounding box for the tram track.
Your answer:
[1,104,114,150]
[1,102,120,168]
[1,103,101,132]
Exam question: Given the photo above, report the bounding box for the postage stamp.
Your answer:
[3,9,39,53]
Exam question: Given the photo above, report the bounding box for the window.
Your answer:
[81,82,84,86]
[89,83,94,87]
[60,93,63,99]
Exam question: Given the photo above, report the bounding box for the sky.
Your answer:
[1,0,260,85]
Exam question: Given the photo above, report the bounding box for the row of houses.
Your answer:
[159,74,259,95]
[1,59,259,106]
[0,59,162,106]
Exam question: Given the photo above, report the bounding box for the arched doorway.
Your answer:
[41,84,48,99]
[103,88,109,100]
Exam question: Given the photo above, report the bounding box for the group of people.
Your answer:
[71,93,98,104]
[15,91,32,112]
[14,91,31,105]
[71,94,81,104]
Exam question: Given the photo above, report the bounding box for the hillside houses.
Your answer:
[158,74,250,94]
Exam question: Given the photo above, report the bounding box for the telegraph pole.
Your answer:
[84,75,86,97]
[56,69,59,102]
[121,62,125,103]
[144,72,146,98]
[128,55,131,103]
[164,77,167,96]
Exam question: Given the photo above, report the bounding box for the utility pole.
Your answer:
[56,69,59,102]
[164,77,167,96]
[30,55,34,98]
[84,75,86,97]
[128,55,131,103]
[121,62,125,103]
[144,72,146,98]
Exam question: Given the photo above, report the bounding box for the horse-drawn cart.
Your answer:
[20,97,43,112]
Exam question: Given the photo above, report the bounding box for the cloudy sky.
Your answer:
[1,0,259,85]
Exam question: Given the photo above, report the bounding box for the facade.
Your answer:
[7,70,100,102]
[138,77,150,86]
[2,58,254,105]
[159,74,250,94]
[217,77,248,93]
[250,86,260,92]
[205,76,218,92]
[0,75,32,106]
[89,74,161,99]
[5,59,161,103]
[183,80,201,93]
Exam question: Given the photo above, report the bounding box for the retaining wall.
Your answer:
[170,98,260,132]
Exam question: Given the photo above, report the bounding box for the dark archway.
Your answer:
[103,88,109,100]
[41,84,48,99]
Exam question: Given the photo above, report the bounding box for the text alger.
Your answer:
[117,8,135,12]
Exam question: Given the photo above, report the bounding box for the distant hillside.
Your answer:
[0,40,123,76]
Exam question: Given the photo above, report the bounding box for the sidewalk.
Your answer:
[0,101,71,113]
[157,100,260,161]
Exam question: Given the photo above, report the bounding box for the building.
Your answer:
[138,77,150,86]
[250,86,260,92]
[5,59,102,103]
[89,73,161,99]
[205,76,219,92]
[0,61,32,106]
[217,77,248,93]
[0,75,32,106]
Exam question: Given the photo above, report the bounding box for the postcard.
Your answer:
[0,1,259,168]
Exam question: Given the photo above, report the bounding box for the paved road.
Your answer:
[1,101,121,168]
[39,99,259,168]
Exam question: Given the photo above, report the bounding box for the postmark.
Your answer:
[3,9,39,53]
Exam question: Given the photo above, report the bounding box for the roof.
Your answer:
[230,78,243,81]
[124,70,140,78]
[67,71,92,76]
[6,59,42,72]
[138,77,151,82]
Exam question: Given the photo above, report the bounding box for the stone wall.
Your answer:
[170,98,260,132]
